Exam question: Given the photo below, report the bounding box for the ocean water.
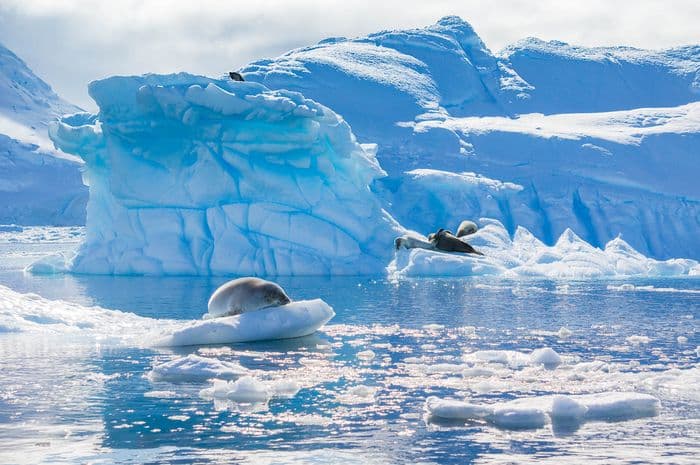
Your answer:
[0,238,698,464]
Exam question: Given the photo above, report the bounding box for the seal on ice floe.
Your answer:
[431,229,484,256]
[456,220,478,238]
[207,277,291,318]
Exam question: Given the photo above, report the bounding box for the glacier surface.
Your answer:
[50,74,401,275]
[0,42,87,225]
[243,16,700,261]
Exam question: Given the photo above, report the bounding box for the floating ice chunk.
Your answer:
[558,327,573,339]
[529,347,562,369]
[578,392,659,421]
[24,252,73,274]
[677,336,688,344]
[491,404,548,430]
[426,391,659,431]
[462,349,530,368]
[338,385,378,404]
[155,299,334,346]
[146,354,248,383]
[357,350,376,360]
[550,395,588,422]
[269,380,301,398]
[200,376,271,403]
[422,324,445,331]
[626,335,651,345]
[143,390,178,398]
[425,396,493,421]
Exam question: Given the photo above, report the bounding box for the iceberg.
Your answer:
[50,74,401,275]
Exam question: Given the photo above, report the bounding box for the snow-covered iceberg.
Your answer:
[50,74,401,275]
[389,218,700,279]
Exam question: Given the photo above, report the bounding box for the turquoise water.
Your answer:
[0,241,699,464]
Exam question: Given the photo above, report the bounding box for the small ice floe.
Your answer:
[626,335,651,345]
[426,391,659,431]
[146,354,248,383]
[143,390,178,398]
[462,347,563,369]
[155,299,335,346]
[422,324,445,331]
[529,347,562,369]
[558,327,573,339]
[337,385,378,404]
[676,336,688,344]
[357,350,376,361]
[199,376,300,405]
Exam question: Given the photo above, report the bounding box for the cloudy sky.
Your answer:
[1,0,699,110]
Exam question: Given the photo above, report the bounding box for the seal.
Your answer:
[207,277,291,318]
[431,228,484,256]
[395,234,436,251]
[456,220,478,238]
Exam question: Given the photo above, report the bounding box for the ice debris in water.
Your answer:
[462,347,562,369]
[626,335,652,345]
[357,350,376,360]
[426,392,660,430]
[199,376,300,404]
[529,347,563,369]
[146,354,248,383]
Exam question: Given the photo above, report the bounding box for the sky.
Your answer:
[1,0,699,110]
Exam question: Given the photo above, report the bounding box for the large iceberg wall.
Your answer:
[241,16,700,260]
[50,74,401,275]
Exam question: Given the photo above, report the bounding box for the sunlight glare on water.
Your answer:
[0,241,698,465]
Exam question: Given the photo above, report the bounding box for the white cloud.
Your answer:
[1,0,699,110]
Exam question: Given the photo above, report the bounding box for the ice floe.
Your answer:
[389,219,700,278]
[146,354,248,382]
[426,391,660,430]
[155,299,335,346]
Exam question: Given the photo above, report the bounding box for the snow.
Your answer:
[0,42,86,226]
[426,391,660,430]
[389,218,700,278]
[154,299,335,346]
[50,73,401,276]
[146,354,248,383]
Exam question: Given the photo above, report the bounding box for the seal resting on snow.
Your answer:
[207,277,291,318]
[431,229,484,256]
